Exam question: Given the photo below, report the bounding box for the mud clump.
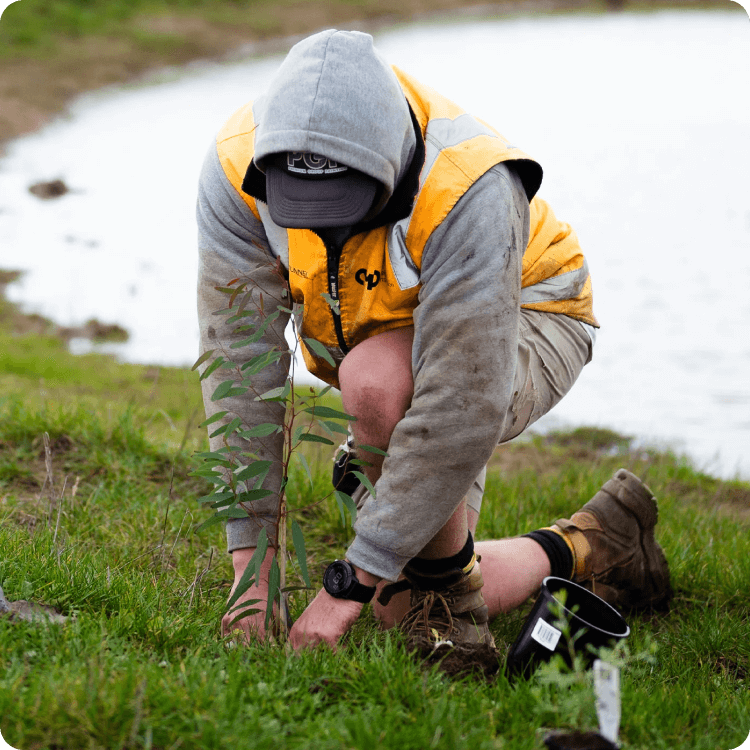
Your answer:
[28,179,70,200]
[58,318,129,343]
[0,585,68,625]
[543,731,618,750]
[409,639,501,680]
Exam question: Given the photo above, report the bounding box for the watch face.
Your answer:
[324,560,354,597]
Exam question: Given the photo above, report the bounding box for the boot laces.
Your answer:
[400,589,456,642]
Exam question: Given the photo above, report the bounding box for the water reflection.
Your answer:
[0,9,748,478]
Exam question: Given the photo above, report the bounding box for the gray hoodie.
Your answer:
[253,30,416,214]
[197,29,531,581]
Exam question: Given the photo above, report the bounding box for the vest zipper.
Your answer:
[325,238,350,355]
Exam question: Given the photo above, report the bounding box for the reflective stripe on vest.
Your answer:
[388,113,509,289]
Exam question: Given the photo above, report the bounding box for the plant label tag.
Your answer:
[594,659,621,745]
[531,618,562,651]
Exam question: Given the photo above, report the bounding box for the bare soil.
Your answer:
[411,638,504,679]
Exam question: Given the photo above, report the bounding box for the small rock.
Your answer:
[28,179,70,200]
[0,585,68,625]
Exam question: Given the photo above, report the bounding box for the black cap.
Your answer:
[265,152,379,229]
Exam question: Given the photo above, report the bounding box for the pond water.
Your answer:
[0,8,749,479]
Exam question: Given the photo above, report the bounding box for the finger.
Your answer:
[290,624,321,651]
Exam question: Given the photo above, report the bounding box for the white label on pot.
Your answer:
[530,618,562,651]
[594,659,621,745]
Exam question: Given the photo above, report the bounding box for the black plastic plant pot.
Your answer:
[505,577,629,680]
[543,730,619,749]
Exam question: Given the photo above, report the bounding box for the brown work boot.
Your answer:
[545,468,672,612]
[380,557,500,678]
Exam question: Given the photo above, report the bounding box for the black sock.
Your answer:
[408,531,475,575]
[523,529,574,579]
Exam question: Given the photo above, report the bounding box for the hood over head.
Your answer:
[251,30,417,215]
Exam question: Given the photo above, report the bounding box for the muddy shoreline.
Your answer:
[0,0,735,149]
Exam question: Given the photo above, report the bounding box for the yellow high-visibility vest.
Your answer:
[216,67,598,385]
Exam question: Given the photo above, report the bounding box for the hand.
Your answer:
[221,546,277,643]
[289,588,364,651]
[221,577,274,644]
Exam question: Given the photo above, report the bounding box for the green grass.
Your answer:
[1,287,749,750]
[0,0,375,58]
[0,0,228,52]
[0,0,740,59]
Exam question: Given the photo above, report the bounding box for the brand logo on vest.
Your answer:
[355,269,381,290]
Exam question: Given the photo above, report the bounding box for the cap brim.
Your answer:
[266,166,379,229]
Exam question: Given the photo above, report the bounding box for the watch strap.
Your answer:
[324,560,376,603]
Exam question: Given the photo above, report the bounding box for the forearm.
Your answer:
[347,164,530,580]
[196,144,291,550]
[198,255,290,548]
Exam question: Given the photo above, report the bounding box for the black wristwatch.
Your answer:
[323,560,376,603]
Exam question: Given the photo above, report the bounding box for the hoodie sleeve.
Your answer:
[197,144,291,551]
[346,162,530,580]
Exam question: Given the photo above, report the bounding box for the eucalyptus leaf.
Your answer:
[255,382,290,402]
[253,528,269,581]
[303,406,357,421]
[219,507,250,519]
[303,337,336,367]
[321,293,340,316]
[211,380,247,402]
[265,557,281,630]
[226,309,256,325]
[322,420,350,436]
[194,514,225,533]
[189,466,226,478]
[335,491,358,525]
[239,349,283,373]
[298,433,334,446]
[358,444,389,457]
[197,491,234,505]
[294,451,313,487]
[198,411,229,429]
[352,471,376,499]
[291,520,311,588]
[334,492,346,526]
[192,451,231,462]
[191,349,215,371]
[210,495,241,509]
[235,488,274,503]
[194,505,247,533]
[316,421,334,438]
[224,601,263,630]
[234,460,273,481]
[200,356,227,381]
[230,310,281,348]
[225,556,261,615]
[238,423,281,439]
[211,416,241,439]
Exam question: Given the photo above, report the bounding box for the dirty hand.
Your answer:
[221,546,276,643]
[221,577,274,643]
[289,588,364,650]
